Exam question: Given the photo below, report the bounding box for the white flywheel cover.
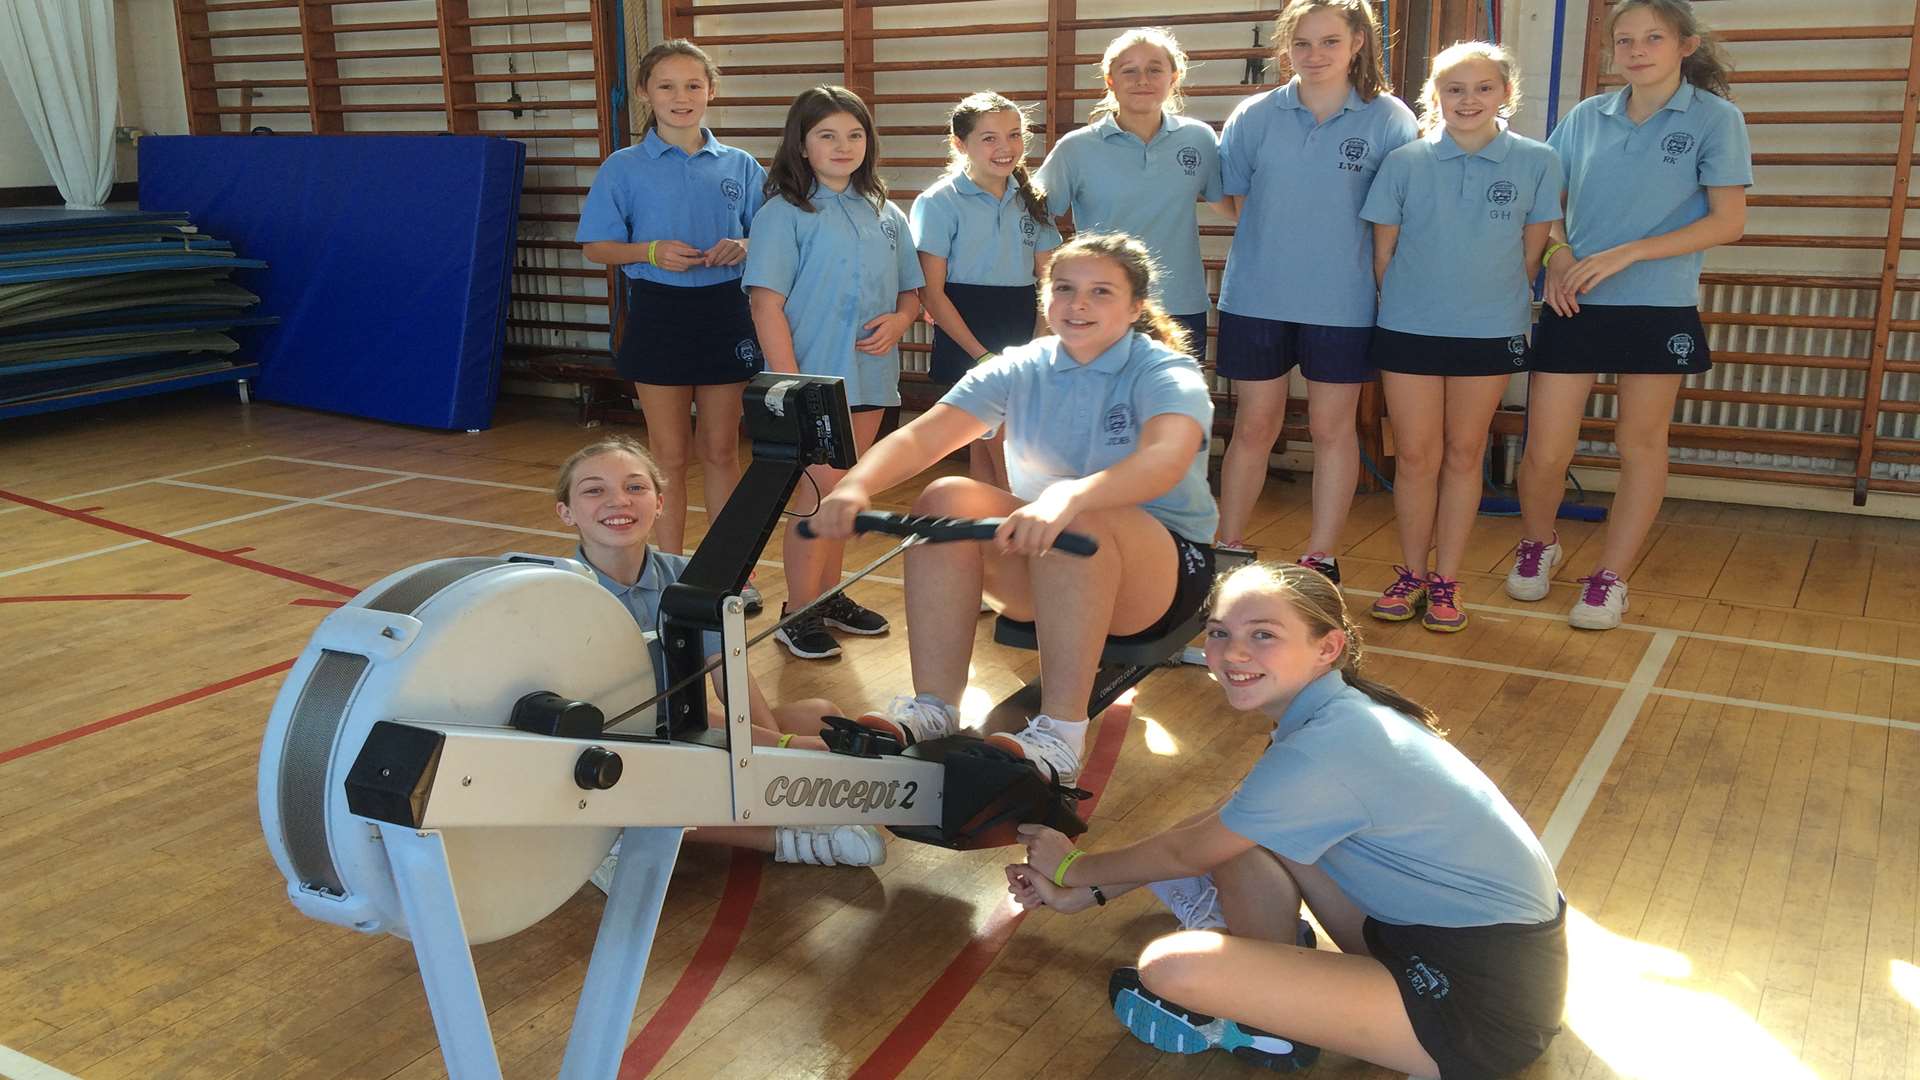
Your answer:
[257,554,656,944]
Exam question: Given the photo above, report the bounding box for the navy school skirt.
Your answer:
[614,276,763,386]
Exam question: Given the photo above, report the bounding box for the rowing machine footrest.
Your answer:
[817,714,903,758]
[888,734,1089,851]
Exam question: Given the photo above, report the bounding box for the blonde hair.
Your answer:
[1210,561,1446,735]
[1608,0,1734,99]
[552,435,666,504]
[1043,232,1191,354]
[634,40,718,133]
[1275,0,1391,102]
[1090,28,1189,123]
[1417,41,1521,135]
[947,91,1050,224]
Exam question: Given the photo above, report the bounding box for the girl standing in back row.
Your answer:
[1361,43,1563,634]
[1510,0,1748,630]
[577,41,766,615]
[1036,27,1233,359]
[1212,0,1417,583]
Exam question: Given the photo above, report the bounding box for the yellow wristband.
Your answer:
[777,733,794,749]
[1541,242,1569,270]
[1052,848,1087,887]
[646,239,659,266]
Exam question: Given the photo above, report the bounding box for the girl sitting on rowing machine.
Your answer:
[810,231,1217,784]
[555,436,886,870]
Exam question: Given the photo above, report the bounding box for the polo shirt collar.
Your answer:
[642,127,719,158]
[1271,77,1367,117]
[1092,110,1171,145]
[1273,669,1349,740]
[808,180,866,205]
[952,171,1015,205]
[1432,125,1513,162]
[1049,332,1134,374]
[577,544,659,594]
[1599,79,1695,118]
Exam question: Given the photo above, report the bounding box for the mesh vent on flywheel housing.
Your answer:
[364,557,497,615]
[279,648,371,896]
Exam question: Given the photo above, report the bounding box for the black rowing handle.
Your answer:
[797,511,1099,557]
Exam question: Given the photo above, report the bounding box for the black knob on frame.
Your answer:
[574,745,623,791]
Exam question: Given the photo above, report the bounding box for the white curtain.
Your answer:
[0,0,118,209]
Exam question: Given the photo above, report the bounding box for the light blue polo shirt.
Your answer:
[578,546,723,700]
[1217,81,1418,327]
[1361,127,1565,339]
[742,184,925,408]
[940,331,1217,542]
[910,171,1062,286]
[1034,113,1224,316]
[1219,671,1561,928]
[1549,81,1752,307]
[575,129,767,287]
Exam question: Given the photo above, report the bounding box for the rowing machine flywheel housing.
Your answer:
[256,554,655,944]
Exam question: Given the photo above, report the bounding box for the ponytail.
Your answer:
[1132,298,1192,355]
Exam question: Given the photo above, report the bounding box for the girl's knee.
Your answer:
[1441,435,1488,474]
[1137,930,1220,999]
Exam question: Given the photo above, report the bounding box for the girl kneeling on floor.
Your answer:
[1008,561,1566,1078]
[808,231,1218,786]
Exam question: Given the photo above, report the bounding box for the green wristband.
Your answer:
[1053,848,1087,887]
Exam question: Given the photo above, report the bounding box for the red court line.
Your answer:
[0,593,190,604]
[291,598,347,609]
[222,546,257,556]
[0,658,296,766]
[73,506,105,513]
[0,487,357,597]
[618,849,766,1079]
[850,702,1133,1080]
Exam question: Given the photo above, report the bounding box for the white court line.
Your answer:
[0,455,268,518]
[1537,631,1678,864]
[259,456,711,510]
[0,1043,84,1080]
[1345,584,1920,671]
[0,478,408,582]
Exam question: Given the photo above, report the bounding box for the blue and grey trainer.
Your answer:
[1107,967,1319,1073]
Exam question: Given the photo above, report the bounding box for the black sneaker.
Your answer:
[1107,967,1319,1072]
[1297,553,1341,585]
[774,607,841,660]
[820,592,889,636]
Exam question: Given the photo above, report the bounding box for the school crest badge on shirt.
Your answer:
[1104,403,1133,446]
[1338,137,1371,173]
[879,218,899,249]
[1661,132,1696,165]
[1176,145,1201,176]
[720,177,743,209]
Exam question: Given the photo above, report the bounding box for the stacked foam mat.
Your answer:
[0,207,270,421]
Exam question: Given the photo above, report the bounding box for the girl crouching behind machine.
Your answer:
[554,436,887,874]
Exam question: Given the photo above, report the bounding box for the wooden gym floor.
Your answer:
[4,391,1920,1080]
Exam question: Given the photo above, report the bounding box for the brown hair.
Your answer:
[1417,41,1521,135]
[1089,28,1190,124]
[765,85,889,212]
[553,435,666,504]
[1043,232,1191,354]
[1209,561,1446,735]
[948,92,1050,225]
[1607,0,1733,99]
[633,40,718,134]
[1274,0,1391,102]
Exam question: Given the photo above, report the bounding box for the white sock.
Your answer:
[1036,715,1088,755]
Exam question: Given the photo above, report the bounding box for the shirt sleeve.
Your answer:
[741,201,799,295]
[1035,141,1073,217]
[1527,146,1566,224]
[890,203,926,290]
[575,157,632,244]
[1135,354,1215,435]
[1218,743,1373,863]
[740,157,769,231]
[1698,104,1755,188]
[1198,125,1225,202]
[938,352,1018,427]
[1382,96,1420,155]
[1358,149,1407,225]
[1219,101,1256,197]
[1033,215,1064,253]
[910,190,956,260]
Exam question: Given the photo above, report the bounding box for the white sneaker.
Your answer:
[989,714,1084,784]
[858,693,959,746]
[1569,570,1628,630]
[1504,535,1561,601]
[774,824,888,866]
[1147,874,1227,930]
